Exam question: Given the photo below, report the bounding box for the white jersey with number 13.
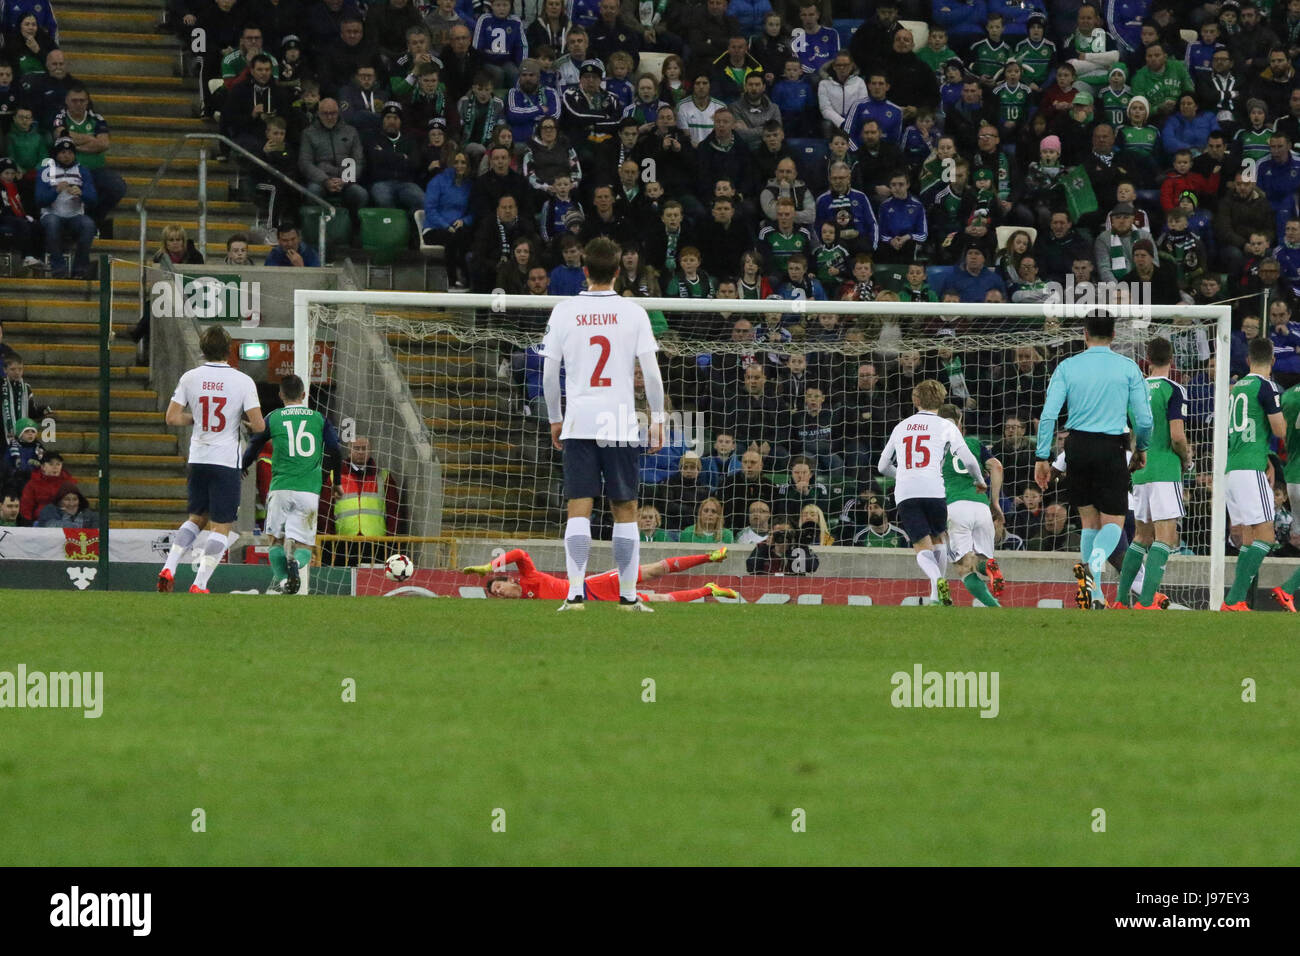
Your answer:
[170,361,261,467]
[540,289,659,442]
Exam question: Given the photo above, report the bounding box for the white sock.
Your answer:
[1131,566,1146,597]
[297,565,309,596]
[917,550,941,600]
[164,520,200,574]
[932,544,948,579]
[564,516,591,600]
[193,534,229,589]
[612,522,639,601]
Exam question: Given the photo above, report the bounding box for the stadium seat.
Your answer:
[412,209,447,289]
[832,19,859,47]
[359,208,410,286]
[299,205,352,261]
[788,138,828,182]
[925,265,952,289]
[898,19,928,49]
[995,225,1037,251]
[873,263,904,290]
[639,52,668,81]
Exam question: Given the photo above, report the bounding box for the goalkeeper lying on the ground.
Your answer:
[464,547,739,602]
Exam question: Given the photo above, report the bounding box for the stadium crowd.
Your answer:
[13,0,1300,558]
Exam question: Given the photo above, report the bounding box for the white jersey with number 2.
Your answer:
[170,361,261,467]
[540,289,658,442]
[879,411,982,501]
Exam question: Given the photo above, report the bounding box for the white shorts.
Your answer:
[1133,481,1184,524]
[266,489,320,546]
[946,499,995,560]
[1225,470,1274,527]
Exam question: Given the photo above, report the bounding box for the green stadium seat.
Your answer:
[358,208,410,267]
[299,205,352,260]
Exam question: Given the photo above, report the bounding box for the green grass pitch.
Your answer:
[2,594,1297,866]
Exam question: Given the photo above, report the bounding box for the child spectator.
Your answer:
[637,504,671,542]
[898,261,938,302]
[813,221,849,288]
[420,117,454,186]
[1013,13,1054,92]
[548,234,586,294]
[6,106,47,195]
[1039,61,1080,121]
[938,58,966,114]
[1161,148,1220,211]
[19,449,72,524]
[992,59,1030,141]
[770,57,814,137]
[457,71,506,163]
[970,13,1012,89]
[472,0,527,88]
[1234,99,1273,166]
[900,108,938,172]
[665,245,717,298]
[403,62,449,134]
[701,430,742,490]
[840,252,877,301]
[3,350,49,445]
[1159,204,1206,290]
[876,170,927,264]
[776,253,826,300]
[1023,134,1065,231]
[1185,19,1223,76]
[0,156,38,266]
[604,50,635,109]
[1180,189,1216,266]
[36,481,97,528]
[224,233,251,265]
[4,416,42,484]
[787,386,842,477]
[537,172,581,244]
[917,27,955,82]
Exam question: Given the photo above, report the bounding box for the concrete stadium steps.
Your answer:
[104,134,194,159]
[111,115,209,133]
[42,389,160,412]
[60,10,161,32]
[76,73,188,92]
[23,365,150,389]
[61,30,175,50]
[116,216,254,245]
[407,374,492,390]
[12,343,137,367]
[397,354,476,374]
[54,409,162,427]
[94,238,272,259]
[63,453,181,473]
[125,177,236,201]
[86,496,186,516]
[77,52,179,79]
[99,94,197,120]
[441,485,547,511]
[45,431,177,455]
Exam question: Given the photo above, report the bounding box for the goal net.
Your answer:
[296,292,1232,609]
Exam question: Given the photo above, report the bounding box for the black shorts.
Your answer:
[897,497,947,544]
[187,463,242,524]
[1064,431,1131,517]
[563,438,640,503]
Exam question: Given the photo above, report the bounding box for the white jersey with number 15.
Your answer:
[540,289,659,442]
[170,361,261,468]
[879,411,982,501]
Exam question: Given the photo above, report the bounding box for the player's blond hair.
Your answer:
[913,379,946,411]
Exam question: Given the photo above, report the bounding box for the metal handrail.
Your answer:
[135,132,336,316]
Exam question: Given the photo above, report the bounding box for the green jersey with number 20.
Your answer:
[1227,373,1282,473]
[266,405,328,493]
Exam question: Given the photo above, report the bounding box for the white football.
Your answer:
[385,553,414,582]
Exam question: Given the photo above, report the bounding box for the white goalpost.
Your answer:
[294,291,1234,608]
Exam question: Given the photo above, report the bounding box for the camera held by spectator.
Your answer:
[746,521,819,575]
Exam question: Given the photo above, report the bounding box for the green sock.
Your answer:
[269,545,287,583]
[1138,542,1173,606]
[1283,562,1300,597]
[1117,543,1147,606]
[294,548,312,569]
[963,571,1000,607]
[976,557,988,574]
[1227,541,1271,604]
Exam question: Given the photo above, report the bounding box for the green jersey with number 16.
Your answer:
[265,404,333,493]
[1281,384,1300,483]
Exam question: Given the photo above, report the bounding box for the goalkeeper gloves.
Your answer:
[462,563,493,576]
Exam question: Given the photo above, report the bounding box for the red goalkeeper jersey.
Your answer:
[495,549,641,600]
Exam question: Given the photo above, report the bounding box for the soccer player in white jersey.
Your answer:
[157,325,264,594]
[878,380,985,605]
[542,236,666,612]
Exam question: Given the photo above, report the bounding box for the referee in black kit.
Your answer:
[1034,312,1154,609]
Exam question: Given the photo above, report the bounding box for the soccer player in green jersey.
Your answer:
[242,374,342,595]
[1274,377,1300,609]
[1223,339,1288,610]
[1117,338,1190,609]
[937,404,1006,606]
